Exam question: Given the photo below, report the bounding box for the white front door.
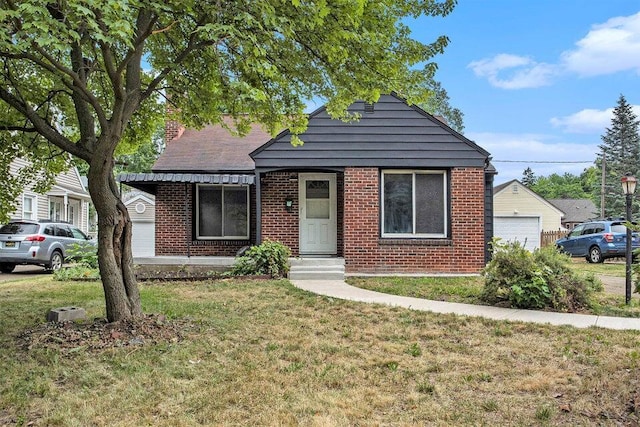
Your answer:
[299,173,337,254]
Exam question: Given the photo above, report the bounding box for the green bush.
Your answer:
[230,240,291,278]
[53,242,100,281]
[481,239,600,311]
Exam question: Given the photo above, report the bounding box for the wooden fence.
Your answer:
[540,230,566,247]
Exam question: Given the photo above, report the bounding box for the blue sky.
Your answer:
[408,0,640,185]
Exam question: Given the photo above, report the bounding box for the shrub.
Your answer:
[53,242,100,281]
[481,239,600,311]
[230,240,291,278]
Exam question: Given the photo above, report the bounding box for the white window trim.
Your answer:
[22,194,35,220]
[381,170,448,238]
[196,184,250,240]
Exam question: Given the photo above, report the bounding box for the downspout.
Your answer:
[255,171,262,245]
[185,183,191,257]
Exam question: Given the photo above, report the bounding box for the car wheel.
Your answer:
[0,263,16,273]
[46,251,64,272]
[587,246,603,264]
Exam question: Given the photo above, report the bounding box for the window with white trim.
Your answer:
[381,170,447,238]
[22,195,34,219]
[196,184,249,239]
[49,199,63,221]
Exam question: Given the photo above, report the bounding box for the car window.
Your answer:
[570,225,584,237]
[611,225,627,233]
[55,225,73,238]
[44,225,55,236]
[0,222,39,234]
[71,228,88,240]
[581,227,594,235]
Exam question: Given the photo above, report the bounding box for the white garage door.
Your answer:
[131,221,155,257]
[494,216,540,251]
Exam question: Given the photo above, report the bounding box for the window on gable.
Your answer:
[381,170,447,238]
[196,185,249,239]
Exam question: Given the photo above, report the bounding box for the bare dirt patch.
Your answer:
[17,314,194,353]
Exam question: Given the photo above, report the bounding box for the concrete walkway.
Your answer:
[291,279,640,331]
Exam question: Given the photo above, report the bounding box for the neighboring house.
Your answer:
[119,94,495,274]
[548,199,598,230]
[122,191,156,257]
[493,179,564,251]
[8,158,92,234]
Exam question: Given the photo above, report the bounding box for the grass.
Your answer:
[569,258,626,277]
[347,261,640,318]
[1,275,640,425]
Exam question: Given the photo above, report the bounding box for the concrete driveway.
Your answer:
[0,265,50,282]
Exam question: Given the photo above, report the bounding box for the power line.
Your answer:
[492,160,593,164]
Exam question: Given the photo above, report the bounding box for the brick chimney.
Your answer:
[165,102,185,143]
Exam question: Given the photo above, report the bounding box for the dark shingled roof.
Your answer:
[549,199,598,223]
[153,120,272,173]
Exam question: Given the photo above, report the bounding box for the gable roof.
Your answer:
[494,179,565,217]
[250,93,490,169]
[153,118,272,173]
[549,199,598,223]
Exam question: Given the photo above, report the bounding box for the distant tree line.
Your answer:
[522,94,640,218]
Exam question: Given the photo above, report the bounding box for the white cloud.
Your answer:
[467,54,557,89]
[468,132,598,183]
[550,105,640,133]
[469,11,640,88]
[561,12,640,76]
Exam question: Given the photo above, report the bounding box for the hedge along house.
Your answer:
[119,94,495,274]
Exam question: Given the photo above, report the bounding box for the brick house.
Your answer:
[120,94,495,274]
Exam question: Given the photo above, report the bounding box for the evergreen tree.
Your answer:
[522,167,536,187]
[595,95,640,217]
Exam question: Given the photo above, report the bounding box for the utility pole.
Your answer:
[601,152,606,218]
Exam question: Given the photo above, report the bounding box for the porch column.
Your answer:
[63,193,69,222]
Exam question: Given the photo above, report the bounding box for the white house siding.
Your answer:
[6,158,91,234]
[494,182,563,232]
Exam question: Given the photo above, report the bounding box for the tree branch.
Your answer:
[0,86,86,160]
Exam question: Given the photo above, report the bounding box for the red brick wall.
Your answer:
[343,167,486,274]
[261,172,300,255]
[261,172,344,257]
[155,183,255,256]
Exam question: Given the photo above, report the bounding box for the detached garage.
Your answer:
[493,180,564,251]
[123,192,156,257]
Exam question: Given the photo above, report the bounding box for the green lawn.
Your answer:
[1,275,640,425]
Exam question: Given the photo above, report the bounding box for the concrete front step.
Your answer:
[289,257,345,267]
[289,270,345,280]
[288,257,345,280]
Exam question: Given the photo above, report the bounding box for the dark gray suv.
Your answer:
[0,220,94,273]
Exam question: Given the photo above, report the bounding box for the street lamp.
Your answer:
[621,173,637,305]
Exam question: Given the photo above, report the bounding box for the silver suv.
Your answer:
[0,220,94,273]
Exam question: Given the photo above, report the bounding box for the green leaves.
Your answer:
[1,0,458,218]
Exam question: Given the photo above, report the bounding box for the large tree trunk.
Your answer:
[87,153,142,322]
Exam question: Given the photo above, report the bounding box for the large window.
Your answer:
[196,185,249,239]
[381,170,447,238]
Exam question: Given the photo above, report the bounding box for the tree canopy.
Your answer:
[595,94,640,217]
[0,0,458,321]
